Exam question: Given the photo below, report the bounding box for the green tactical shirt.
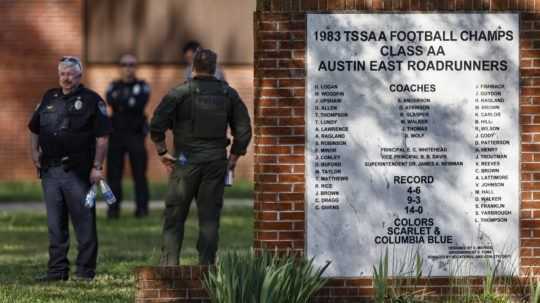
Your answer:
[150,76,252,164]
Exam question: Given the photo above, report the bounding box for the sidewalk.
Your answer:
[0,199,252,212]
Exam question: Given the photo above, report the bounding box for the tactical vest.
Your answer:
[39,92,94,159]
[173,81,232,141]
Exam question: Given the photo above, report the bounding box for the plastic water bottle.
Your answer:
[178,153,188,166]
[99,180,117,205]
[84,184,97,208]
[224,169,234,187]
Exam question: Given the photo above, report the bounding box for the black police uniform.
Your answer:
[105,79,150,217]
[28,84,112,279]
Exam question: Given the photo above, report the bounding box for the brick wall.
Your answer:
[0,0,83,180]
[0,1,254,182]
[136,1,540,302]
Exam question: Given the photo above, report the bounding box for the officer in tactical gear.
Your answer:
[105,54,151,219]
[28,56,112,282]
[150,49,251,265]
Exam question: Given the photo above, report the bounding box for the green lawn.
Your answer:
[0,205,253,303]
[0,180,254,202]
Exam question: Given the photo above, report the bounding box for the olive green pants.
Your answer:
[160,159,227,266]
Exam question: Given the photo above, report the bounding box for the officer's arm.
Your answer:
[92,99,113,166]
[150,92,177,154]
[29,133,40,168]
[28,99,44,168]
[228,90,252,157]
[94,137,108,168]
[105,83,118,106]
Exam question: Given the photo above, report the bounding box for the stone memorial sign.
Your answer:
[306,13,520,277]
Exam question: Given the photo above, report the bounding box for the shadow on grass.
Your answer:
[0,206,253,302]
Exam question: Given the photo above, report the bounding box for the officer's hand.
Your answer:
[31,150,41,168]
[160,154,176,172]
[90,168,104,184]
[227,154,239,171]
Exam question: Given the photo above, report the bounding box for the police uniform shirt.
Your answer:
[28,85,112,160]
[106,79,150,133]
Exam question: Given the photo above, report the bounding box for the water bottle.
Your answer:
[178,153,188,166]
[224,169,234,187]
[84,184,97,208]
[99,180,117,205]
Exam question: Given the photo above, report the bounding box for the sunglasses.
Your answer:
[59,56,82,69]
[121,62,136,67]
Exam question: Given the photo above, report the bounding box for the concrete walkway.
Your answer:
[0,199,252,212]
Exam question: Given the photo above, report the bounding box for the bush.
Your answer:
[203,250,329,303]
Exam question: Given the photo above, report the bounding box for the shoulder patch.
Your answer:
[98,101,108,115]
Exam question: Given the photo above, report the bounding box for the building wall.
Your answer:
[0,0,83,180]
[0,1,254,182]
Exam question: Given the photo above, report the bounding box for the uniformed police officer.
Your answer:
[150,49,251,265]
[106,54,151,218]
[182,41,226,81]
[28,56,112,281]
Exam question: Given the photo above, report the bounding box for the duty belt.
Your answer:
[42,156,70,169]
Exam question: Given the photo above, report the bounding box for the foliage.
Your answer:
[373,247,432,303]
[203,250,329,303]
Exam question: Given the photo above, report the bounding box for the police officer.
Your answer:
[150,49,251,265]
[28,56,112,281]
[106,54,150,218]
[182,41,226,81]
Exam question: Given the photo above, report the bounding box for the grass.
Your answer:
[0,180,254,202]
[0,205,253,303]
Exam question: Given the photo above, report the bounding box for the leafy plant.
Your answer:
[373,247,432,303]
[203,250,329,303]
[529,277,540,303]
[373,247,390,303]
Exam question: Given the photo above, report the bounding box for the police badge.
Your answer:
[74,100,83,110]
[133,84,140,95]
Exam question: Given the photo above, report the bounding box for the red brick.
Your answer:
[257,174,278,182]
[279,117,305,126]
[278,174,304,182]
[279,79,305,87]
[255,146,292,154]
[259,107,292,116]
[255,164,293,173]
[255,221,293,230]
[256,183,293,192]
[256,210,278,220]
[257,231,278,240]
[279,136,304,144]
[280,211,305,220]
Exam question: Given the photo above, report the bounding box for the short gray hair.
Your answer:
[58,56,83,75]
